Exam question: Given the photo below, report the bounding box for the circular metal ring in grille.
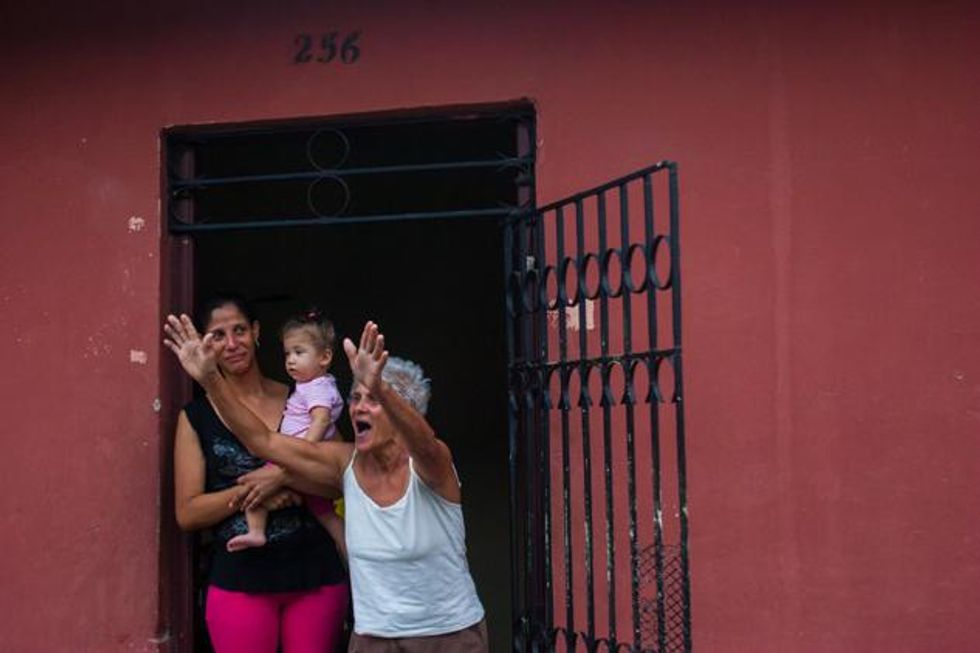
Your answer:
[649,235,673,290]
[625,242,649,294]
[542,264,560,311]
[523,267,542,314]
[601,247,625,298]
[560,256,579,307]
[581,253,602,301]
[306,128,351,171]
[306,175,351,218]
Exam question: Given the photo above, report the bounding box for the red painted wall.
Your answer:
[1,1,978,651]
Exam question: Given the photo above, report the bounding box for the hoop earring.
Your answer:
[255,338,261,349]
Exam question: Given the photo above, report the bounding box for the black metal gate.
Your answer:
[505,162,691,653]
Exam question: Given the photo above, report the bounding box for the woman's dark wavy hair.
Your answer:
[194,291,258,330]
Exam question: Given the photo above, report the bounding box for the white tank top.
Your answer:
[343,454,485,637]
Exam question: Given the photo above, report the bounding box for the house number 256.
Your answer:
[294,31,361,64]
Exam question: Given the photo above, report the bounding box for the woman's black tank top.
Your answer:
[184,397,346,592]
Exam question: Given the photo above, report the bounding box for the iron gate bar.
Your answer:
[535,187,554,648]
[618,181,643,648]
[574,197,598,647]
[169,156,533,190]
[596,189,617,650]
[503,214,522,653]
[534,224,550,649]
[554,204,576,651]
[508,115,540,653]
[520,205,546,650]
[643,173,668,653]
[168,207,529,233]
[668,165,692,652]
[518,212,532,650]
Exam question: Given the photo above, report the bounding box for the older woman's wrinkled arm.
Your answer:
[236,461,341,510]
[203,372,349,490]
[377,379,458,501]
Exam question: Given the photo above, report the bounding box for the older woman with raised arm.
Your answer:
[165,316,488,653]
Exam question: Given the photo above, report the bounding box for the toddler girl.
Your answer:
[226,310,347,557]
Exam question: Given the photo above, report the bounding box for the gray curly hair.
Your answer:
[381,357,431,415]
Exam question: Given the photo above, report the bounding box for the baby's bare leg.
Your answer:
[226,505,268,552]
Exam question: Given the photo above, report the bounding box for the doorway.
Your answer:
[163,104,534,653]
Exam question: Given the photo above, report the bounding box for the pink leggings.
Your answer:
[206,583,349,653]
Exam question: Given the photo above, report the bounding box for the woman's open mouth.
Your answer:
[354,421,371,439]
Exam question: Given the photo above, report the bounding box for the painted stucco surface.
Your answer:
[1,1,978,651]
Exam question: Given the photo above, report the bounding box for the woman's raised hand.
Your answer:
[163,314,221,382]
[343,321,389,392]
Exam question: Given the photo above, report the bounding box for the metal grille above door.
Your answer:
[505,162,691,653]
[165,108,532,233]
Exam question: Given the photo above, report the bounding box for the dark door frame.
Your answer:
[156,101,535,653]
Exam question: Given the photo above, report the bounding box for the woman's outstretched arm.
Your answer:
[164,313,350,491]
[236,460,341,510]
